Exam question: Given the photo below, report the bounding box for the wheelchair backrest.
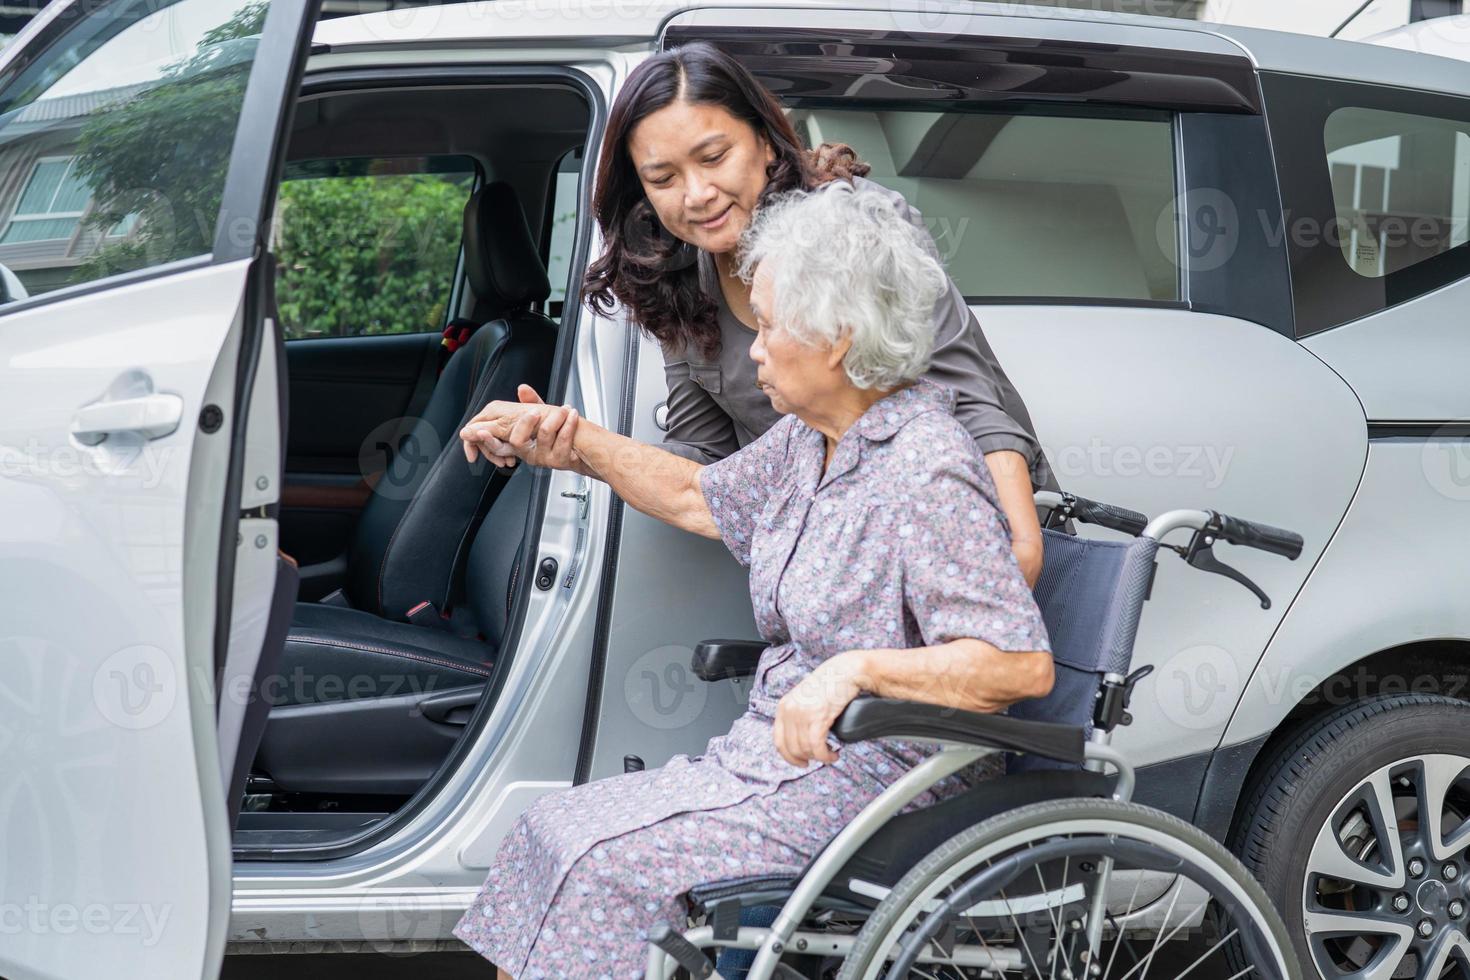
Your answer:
[1007,528,1159,770]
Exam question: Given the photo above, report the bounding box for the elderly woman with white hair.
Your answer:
[452,186,1055,980]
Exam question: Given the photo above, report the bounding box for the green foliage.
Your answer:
[69,1,269,285]
[273,171,469,339]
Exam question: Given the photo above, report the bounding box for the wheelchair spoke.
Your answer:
[999,882,1048,980]
[1101,873,1147,980]
[1172,927,1238,980]
[1114,878,1183,980]
[1041,858,1064,980]
[841,800,1296,980]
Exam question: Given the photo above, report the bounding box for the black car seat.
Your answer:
[253,466,536,796]
[330,180,555,620]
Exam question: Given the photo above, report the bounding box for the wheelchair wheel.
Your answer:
[837,797,1299,980]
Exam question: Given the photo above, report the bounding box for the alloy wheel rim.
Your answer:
[1303,754,1470,980]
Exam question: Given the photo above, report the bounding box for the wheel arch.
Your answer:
[1192,637,1470,844]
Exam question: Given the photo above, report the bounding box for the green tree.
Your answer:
[69,0,267,284]
[273,170,469,338]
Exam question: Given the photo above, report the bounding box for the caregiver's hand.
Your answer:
[773,654,864,767]
[461,385,586,474]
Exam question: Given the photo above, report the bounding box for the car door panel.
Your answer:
[1301,275,1470,422]
[1,261,251,980]
[0,0,321,972]
[577,329,760,781]
[281,332,440,565]
[977,306,1365,766]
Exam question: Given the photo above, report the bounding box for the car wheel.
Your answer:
[1232,694,1470,980]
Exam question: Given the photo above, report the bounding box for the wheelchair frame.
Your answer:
[644,493,1305,980]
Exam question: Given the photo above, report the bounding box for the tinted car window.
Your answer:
[790,106,1179,303]
[272,155,476,339]
[1263,73,1470,335]
[0,0,270,301]
[1324,106,1470,280]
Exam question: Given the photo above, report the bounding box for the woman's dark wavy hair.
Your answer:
[582,41,869,358]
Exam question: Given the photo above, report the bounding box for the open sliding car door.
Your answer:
[0,0,318,975]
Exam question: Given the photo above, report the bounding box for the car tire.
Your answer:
[1231,693,1470,980]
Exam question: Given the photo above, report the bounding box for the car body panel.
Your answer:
[0,261,248,980]
[1301,275,1470,422]
[1223,435,1470,746]
[968,305,1367,764]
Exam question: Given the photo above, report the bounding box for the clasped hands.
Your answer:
[460,384,584,472]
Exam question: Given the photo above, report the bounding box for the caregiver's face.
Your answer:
[627,100,775,256]
[748,260,847,417]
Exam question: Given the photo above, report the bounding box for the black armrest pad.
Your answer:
[692,639,768,681]
[832,697,1086,766]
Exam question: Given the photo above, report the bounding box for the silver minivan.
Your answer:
[2,1,1469,978]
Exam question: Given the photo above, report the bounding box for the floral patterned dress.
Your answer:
[452,380,1051,978]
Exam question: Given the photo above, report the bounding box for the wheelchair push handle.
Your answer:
[1211,511,1304,560]
[1036,491,1149,536]
[1069,496,1149,536]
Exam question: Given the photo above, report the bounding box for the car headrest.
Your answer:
[463,181,552,316]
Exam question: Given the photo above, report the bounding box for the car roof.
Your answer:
[311,0,1470,98]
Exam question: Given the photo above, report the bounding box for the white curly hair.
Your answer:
[736,183,947,390]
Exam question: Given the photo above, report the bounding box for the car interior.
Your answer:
[234,80,591,853]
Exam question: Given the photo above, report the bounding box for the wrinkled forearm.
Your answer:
[848,640,1054,714]
[571,420,720,539]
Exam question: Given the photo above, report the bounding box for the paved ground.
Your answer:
[222,939,1233,978]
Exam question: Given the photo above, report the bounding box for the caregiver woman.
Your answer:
[453,179,1053,980]
[463,40,1057,583]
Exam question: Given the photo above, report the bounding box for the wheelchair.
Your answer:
[643,492,1309,980]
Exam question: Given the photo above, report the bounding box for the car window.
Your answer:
[789,106,1179,303]
[0,0,271,302]
[1262,73,1470,336]
[271,155,477,339]
[1325,106,1470,280]
[543,146,582,322]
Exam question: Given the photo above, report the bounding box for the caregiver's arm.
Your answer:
[985,450,1043,588]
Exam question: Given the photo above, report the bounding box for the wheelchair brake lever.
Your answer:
[1184,530,1272,609]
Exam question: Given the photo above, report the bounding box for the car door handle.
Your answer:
[71,392,185,446]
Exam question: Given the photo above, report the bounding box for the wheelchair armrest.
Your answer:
[692,639,767,681]
[832,696,1087,766]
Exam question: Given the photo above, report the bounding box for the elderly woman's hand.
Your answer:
[461,385,584,473]
[773,653,866,767]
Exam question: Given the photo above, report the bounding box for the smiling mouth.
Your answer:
[697,204,732,228]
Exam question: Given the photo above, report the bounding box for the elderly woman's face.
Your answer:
[748,261,850,416]
[627,100,775,256]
